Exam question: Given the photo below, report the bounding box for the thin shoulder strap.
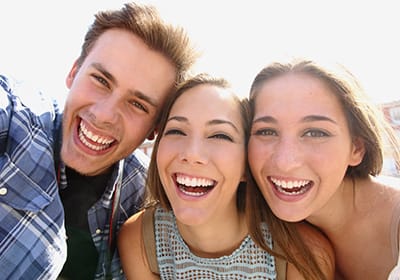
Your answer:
[274,242,287,280]
[142,206,159,275]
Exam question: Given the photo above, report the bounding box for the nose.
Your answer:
[88,96,120,128]
[179,136,209,165]
[272,137,303,172]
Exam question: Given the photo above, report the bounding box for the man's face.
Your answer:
[61,29,176,176]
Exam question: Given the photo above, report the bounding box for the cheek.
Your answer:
[248,139,269,169]
[156,140,177,170]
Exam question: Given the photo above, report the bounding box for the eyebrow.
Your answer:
[253,115,337,124]
[92,62,158,108]
[167,116,240,132]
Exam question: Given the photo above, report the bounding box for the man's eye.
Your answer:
[131,101,148,113]
[92,74,109,88]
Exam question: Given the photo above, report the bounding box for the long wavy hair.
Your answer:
[247,57,400,279]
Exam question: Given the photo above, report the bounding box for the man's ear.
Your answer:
[66,60,79,89]
[146,127,158,141]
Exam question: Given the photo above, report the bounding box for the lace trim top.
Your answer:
[154,207,276,279]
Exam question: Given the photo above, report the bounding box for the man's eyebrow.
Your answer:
[92,62,158,108]
[92,63,116,84]
[129,90,158,108]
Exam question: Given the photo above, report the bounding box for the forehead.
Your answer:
[255,73,345,117]
[171,84,242,122]
[83,29,176,103]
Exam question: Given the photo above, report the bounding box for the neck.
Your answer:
[177,211,248,258]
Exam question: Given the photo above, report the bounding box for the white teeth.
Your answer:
[79,129,108,151]
[78,121,115,151]
[270,177,311,196]
[80,122,114,145]
[176,174,214,188]
[270,177,310,189]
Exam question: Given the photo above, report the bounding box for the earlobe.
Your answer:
[146,129,157,141]
[66,60,79,89]
[349,137,365,166]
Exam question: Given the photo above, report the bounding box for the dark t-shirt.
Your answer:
[59,167,111,279]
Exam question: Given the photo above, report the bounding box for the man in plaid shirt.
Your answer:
[0,2,197,279]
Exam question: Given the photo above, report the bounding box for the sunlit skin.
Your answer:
[248,73,364,223]
[61,29,176,176]
[248,72,400,279]
[156,85,247,256]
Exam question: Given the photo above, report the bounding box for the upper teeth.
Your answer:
[270,177,310,189]
[80,122,114,145]
[176,174,214,187]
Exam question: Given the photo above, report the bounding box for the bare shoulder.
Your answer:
[374,175,400,192]
[118,209,158,279]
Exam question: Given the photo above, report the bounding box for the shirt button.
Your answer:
[0,187,7,196]
[95,229,102,234]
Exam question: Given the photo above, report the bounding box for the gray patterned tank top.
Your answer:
[154,207,277,279]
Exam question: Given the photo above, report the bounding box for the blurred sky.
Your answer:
[1,0,399,105]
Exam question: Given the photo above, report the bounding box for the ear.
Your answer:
[240,170,247,183]
[146,128,158,141]
[66,60,79,89]
[348,137,366,166]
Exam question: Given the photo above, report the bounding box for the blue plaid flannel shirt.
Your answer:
[0,73,148,279]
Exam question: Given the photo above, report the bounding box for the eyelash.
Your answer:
[253,128,276,136]
[91,74,149,113]
[164,129,185,136]
[209,133,233,142]
[303,129,330,137]
[253,128,330,138]
[164,129,234,142]
[130,100,148,113]
[92,74,110,88]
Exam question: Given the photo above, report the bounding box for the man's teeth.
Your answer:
[270,177,310,195]
[79,122,114,151]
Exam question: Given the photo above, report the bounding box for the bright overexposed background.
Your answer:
[1,0,399,105]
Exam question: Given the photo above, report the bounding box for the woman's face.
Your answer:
[248,73,364,222]
[157,84,246,225]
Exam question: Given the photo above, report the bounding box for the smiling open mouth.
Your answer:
[269,177,312,196]
[78,121,115,151]
[175,173,216,197]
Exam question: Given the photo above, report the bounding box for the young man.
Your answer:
[0,2,197,279]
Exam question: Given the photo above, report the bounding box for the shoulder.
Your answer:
[118,209,158,279]
[119,209,147,251]
[128,149,150,168]
[374,175,400,191]
[123,149,150,175]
